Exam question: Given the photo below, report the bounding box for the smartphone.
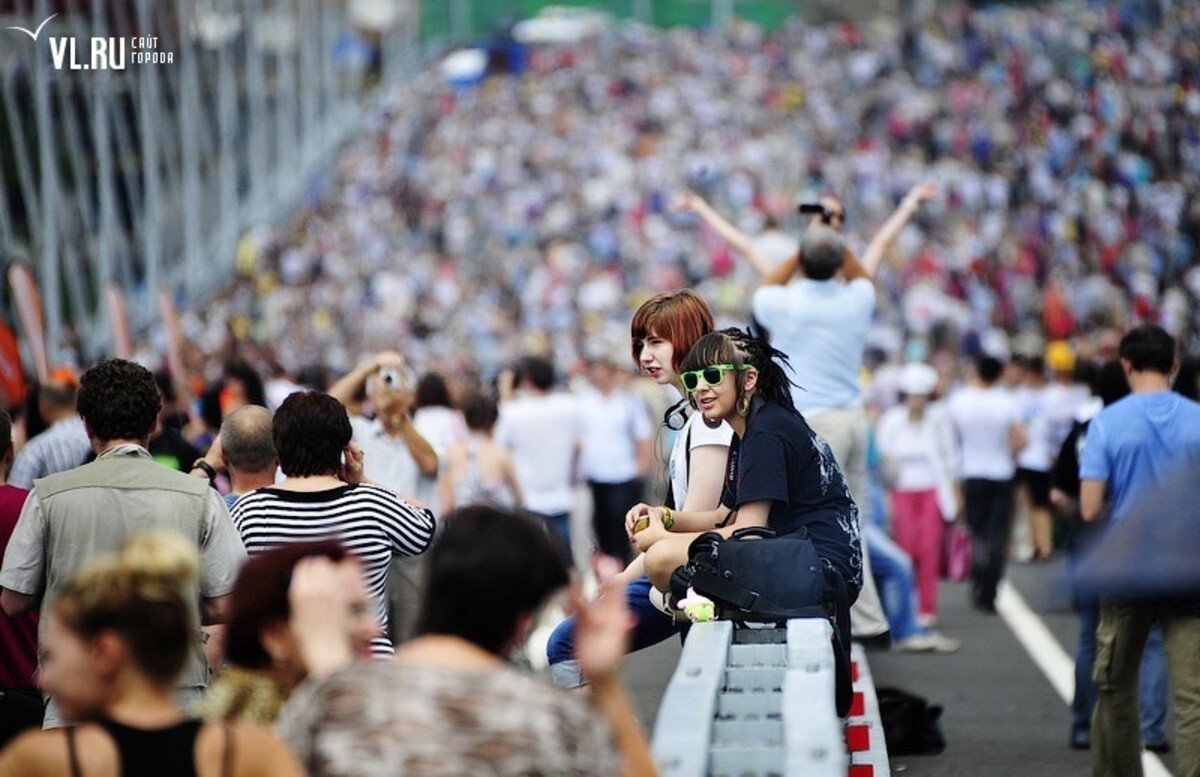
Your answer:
[632,515,650,534]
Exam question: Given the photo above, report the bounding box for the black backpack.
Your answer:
[671,527,855,717]
[676,527,828,621]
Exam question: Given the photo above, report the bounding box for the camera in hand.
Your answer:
[379,368,402,389]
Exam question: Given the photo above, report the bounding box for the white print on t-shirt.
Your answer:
[811,428,862,579]
[812,432,838,497]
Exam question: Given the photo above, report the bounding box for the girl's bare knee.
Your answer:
[645,541,683,592]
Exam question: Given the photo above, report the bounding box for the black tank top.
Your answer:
[66,718,233,777]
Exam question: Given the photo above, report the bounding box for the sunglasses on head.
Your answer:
[680,363,751,392]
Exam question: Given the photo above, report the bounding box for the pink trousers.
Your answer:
[890,488,944,619]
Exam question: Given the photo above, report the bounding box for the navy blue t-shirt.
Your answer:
[720,400,863,596]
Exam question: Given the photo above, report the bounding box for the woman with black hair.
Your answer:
[628,328,863,616]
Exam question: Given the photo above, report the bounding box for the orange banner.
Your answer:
[0,321,29,409]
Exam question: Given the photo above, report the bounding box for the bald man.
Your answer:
[190,405,278,509]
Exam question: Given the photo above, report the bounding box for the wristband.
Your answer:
[661,506,675,531]
[191,458,218,484]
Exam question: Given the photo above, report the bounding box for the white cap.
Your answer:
[900,362,939,396]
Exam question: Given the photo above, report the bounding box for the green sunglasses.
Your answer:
[681,363,751,392]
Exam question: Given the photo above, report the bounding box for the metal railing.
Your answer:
[0,0,419,362]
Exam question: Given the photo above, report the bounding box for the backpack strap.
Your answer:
[690,568,763,612]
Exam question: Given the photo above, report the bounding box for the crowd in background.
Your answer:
[160,0,1200,391]
[1,0,1199,772]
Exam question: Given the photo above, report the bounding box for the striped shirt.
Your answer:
[10,416,91,489]
[230,484,436,656]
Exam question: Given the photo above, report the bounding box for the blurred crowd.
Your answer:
[1,1,1199,771]
[168,0,1200,389]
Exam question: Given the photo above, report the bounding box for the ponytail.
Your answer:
[722,328,798,413]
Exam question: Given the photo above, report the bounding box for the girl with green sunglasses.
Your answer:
[626,329,862,678]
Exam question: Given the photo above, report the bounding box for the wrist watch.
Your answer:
[191,458,218,484]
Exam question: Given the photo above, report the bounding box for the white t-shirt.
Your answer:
[751,277,875,416]
[576,388,652,484]
[495,392,580,515]
[1016,384,1055,472]
[668,411,734,509]
[876,404,957,492]
[413,406,469,457]
[350,416,439,509]
[946,385,1023,480]
[1041,382,1089,458]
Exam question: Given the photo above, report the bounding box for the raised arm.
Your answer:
[327,354,386,406]
[859,182,937,279]
[673,191,778,280]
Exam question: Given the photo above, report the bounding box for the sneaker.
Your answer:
[648,586,673,616]
[917,613,938,628]
[1070,728,1091,750]
[891,631,961,654]
[1145,740,1171,755]
[922,631,961,653]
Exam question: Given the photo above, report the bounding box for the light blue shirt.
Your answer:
[1079,391,1200,523]
[752,277,875,415]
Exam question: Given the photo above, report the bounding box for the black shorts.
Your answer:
[1016,468,1052,508]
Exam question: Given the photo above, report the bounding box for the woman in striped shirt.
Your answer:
[231,391,435,656]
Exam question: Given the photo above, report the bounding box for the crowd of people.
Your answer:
[0,1,1199,775]
[158,0,1200,390]
[0,358,658,775]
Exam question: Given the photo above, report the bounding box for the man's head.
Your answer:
[38,366,79,424]
[1118,324,1175,377]
[515,356,555,393]
[975,355,1005,387]
[220,406,277,476]
[798,224,845,281]
[417,505,568,657]
[273,392,351,478]
[77,359,162,448]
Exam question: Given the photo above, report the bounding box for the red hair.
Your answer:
[630,290,715,370]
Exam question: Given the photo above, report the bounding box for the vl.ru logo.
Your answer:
[6,14,173,69]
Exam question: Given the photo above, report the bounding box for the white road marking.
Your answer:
[996,580,1170,777]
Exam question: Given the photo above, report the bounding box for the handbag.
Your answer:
[674,526,854,717]
[677,527,828,621]
[942,523,972,582]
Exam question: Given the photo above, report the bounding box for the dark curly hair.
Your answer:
[679,328,798,414]
[273,391,352,477]
[77,359,162,443]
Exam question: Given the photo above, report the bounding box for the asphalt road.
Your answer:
[621,557,1177,776]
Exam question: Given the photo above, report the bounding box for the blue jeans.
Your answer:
[1073,600,1169,743]
[535,510,572,560]
[546,575,679,687]
[864,521,925,642]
